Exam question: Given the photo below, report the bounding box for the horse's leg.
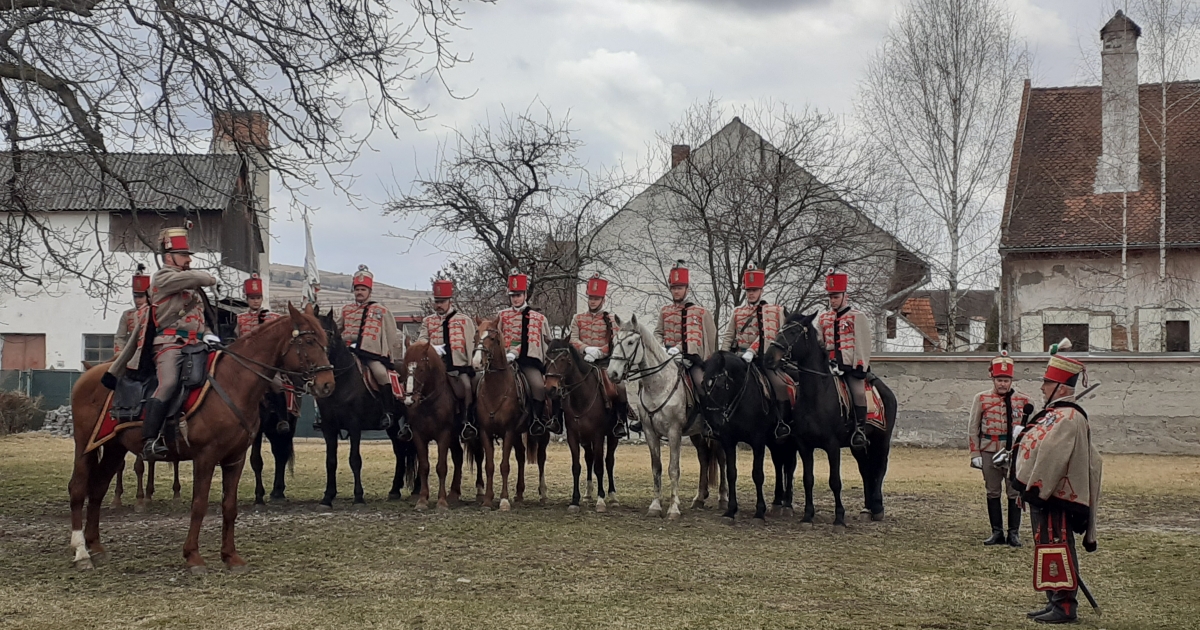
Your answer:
[269,430,292,501]
[388,427,405,500]
[605,432,618,507]
[473,438,485,502]
[84,446,124,564]
[771,448,784,513]
[592,433,607,513]
[435,437,451,510]
[513,432,526,503]
[146,460,156,503]
[251,430,267,505]
[721,440,739,523]
[349,431,365,504]
[414,437,431,511]
[320,429,338,508]
[582,440,594,504]
[134,455,146,512]
[69,449,95,569]
[112,456,125,509]
[448,438,464,504]
[183,456,218,573]
[691,436,710,509]
[717,444,729,510]
[499,431,513,511]
[828,445,846,530]
[482,433,496,510]
[537,433,548,504]
[752,443,767,521]
[568,425,582,511]
[172,462,181,500]
[781,444,796,517]
[646,429,663,518]
[219,455,249,572]
[866,438,891,520]
[799,446,816,523]
[666,424,683,520]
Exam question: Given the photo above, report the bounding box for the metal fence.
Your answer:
[0,369,82,410]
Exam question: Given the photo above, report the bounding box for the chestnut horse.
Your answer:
[470,318,542,511]
[401,340,465,510]
[67,304,335,573]
[545,339,619,513]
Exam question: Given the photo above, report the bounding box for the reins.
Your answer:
[611,332,685,423]
[545,347,603,418]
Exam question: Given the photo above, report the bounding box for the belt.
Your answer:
[160,328,199,341]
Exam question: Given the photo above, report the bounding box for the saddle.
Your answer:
[749,363,796,408]
[351,354,404,398]
[833,374,887,431]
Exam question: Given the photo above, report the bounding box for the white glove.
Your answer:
[1011,425,1024,441]
[583,354,596,363]
[584,346,601,357]
[434,344,446,357]
[505,352,516,363]
[970,456,983,470]
[203,333,221,346]
[667,346,681,357]
[741,350,754,363]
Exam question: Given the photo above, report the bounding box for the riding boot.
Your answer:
[459,403,478,441]
[983,497,1006,545]
[312,409,323,432]
[612,403,629,439]
[1007,499,1023,547]
[391,400,412,441]
[1027,596,1054,618]
[141,399,170,462]
[1033,606,1077,624]
[850,405,870,450]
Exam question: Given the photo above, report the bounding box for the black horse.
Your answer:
[699,351,796,523]
[316,309,417,507]
[768,312,897,527]
[249,392,296,505]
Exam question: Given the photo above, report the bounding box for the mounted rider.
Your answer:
[968,351,1033,547]
[568,273,630,438]
[496,269,556,436]
[236,273,295,433]
[1013,340,1103,625]
[104,227,219,462]
[719,263,791,439]
[112,265,150,355]
[335,264,410,440]
[817,270,873,451]
[417,278,478,440]
[656,260,717,402]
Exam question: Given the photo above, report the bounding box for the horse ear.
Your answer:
[613,313,622,326]
[475,315,482,326]
[304,302,315,317]
[630,313,638,326]
[287,301,301,320]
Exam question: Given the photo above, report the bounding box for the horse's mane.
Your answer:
[547,337,586,373]
[226,311,293,351]
[632,319,668,364]
[783,311,824,366]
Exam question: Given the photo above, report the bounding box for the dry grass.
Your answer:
[0,434,1197,630]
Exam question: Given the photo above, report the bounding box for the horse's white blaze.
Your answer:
[404,373,416,405]
[70,529,89,562]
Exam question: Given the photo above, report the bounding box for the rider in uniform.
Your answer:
[1013,341,1103,625]
[720,264,791,438]
[236,274,294,433]
[968,352,1033,547]
[335,264,410,440]
[113,265,150,355]
[497,270,555,435]
[105,227,219,461]
[417,278,478,440]
[656,260,717,399]
[817,270,872,450]
[568,273,630,438]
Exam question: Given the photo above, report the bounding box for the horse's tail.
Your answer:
[705,438,723,492]
[463,436,478,472]
[288,444,296,477]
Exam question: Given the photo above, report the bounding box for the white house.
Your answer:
[0,112,271,371]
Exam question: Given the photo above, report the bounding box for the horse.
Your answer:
[545,338,619,513]
[249,395,296,505]
[315,309,418,507]
[699,351,796,523]
[607,315,726,520]
[400,340,466,511]
[768,312,897,528]
[68,303,335,573]
[471,318,540,511]
[112,457,180,511]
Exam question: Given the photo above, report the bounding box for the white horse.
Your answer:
[608,315,726,520]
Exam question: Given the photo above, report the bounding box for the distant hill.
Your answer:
[268,263,430,316]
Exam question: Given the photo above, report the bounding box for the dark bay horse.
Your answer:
[249,397,296,505]
[769,312,897,528]
[699,351,796,523]
[316,309,417,507]
[545,339,619,513]
[113,457,180,510]
[401,340,465,510]
[68,304,335,572]
[470,318,535,511]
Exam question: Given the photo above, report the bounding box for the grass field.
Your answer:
[0,433,1197,630]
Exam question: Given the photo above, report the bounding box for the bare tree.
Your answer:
[0,0,488,298]
[858,0,1029,351]
[387,104,635,328]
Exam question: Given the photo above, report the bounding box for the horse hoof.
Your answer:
[437,502,450,512]
[871,510,886,522]
[721,516,735,526]
[133,502,146,514]
[317,503,333,512]
[480,504,493,512]
[718,500,728,511]
[833,524,847,534]
[800,521,814,530]
[782,507,794,518]
[647,507,662,518]
[667,509,681,521]
[73,558,94,571]
[387,492,402,501]
[90,551,109,566]
[766,505,777,516]
[188,564,208,576]
[415,503,428,512]
[227,563,250,575]
[567,504,580,514]
[607,494,619,508]
[753,516,766,526]
[595,499,607,513]
[499,499,510,512]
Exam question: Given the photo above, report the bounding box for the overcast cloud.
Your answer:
[267,0,1133,290]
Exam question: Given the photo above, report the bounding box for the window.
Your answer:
[109,211,222,253]
[1043,324,1088,352]
[886,315,897,340]
[1,334,46,370]
[1165,320,1190,352]
[83,334,115,363]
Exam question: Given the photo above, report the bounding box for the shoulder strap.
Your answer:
[353,302,371,348]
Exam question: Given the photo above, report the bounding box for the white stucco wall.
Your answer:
[882,315,927,352]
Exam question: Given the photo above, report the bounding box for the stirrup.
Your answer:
[530,418,547,436]
[143,436,168,462]
[394,420,412,441]
[628,420,643,433]
[460,423,478,441]
[275,419,291,433]
[774,421,792,440]
[613,422,629,439]
[851,427,869,450]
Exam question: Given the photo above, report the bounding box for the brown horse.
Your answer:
[545,339,618,513]
[401,340,465,510]
[68,303,335,573]
[112,456,180,510]
[470,318,539,511]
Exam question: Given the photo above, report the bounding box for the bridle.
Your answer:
[610,331,684,420]
[403,352,443,407]
[223,324,333,392]
[472,328,516,421]
[545,346,602,416]
[701,357,754,427]
[769,320,833,379]
[472,329,510,374]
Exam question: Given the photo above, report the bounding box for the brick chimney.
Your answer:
[212,110,270,154]
[671,144,691,168]
[1094,10,1141,194]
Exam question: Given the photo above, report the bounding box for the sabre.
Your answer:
[1045,381,1102,409]
[1069,542,1103,615]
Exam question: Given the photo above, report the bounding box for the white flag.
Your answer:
[302,211,321,306]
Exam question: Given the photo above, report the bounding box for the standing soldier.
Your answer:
[417,278,477,440]
[113,264,150,355]
[719,264,791,438]
[1013,340,1103,624]
[657,260,717,395]
[104,227,219,461]
[497,270,555,435]
[236,273,294,433]
[335,264,410,440]
[568,273,629,438]
[968,351,1033,547]
[817,270,872,450]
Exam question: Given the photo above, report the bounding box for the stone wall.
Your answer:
[871,354,1200,455]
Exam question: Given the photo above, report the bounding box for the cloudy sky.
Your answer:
[268,0,1123,290]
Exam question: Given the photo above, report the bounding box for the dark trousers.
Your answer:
[1030,505,1079,617]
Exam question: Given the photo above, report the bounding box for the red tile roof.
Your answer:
[1001,80,1200,250]
[900,297,939,344]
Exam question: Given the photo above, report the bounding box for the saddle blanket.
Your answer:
[352,355,404,398]
[85,352,222,454]
[834,377,887,431]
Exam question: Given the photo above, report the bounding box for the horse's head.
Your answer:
[772,311,823,369]
[608,314,646,384]
[472,318,506,372]
[285,303,336,398]
[401,340,444,407]
[544,337,583,400]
